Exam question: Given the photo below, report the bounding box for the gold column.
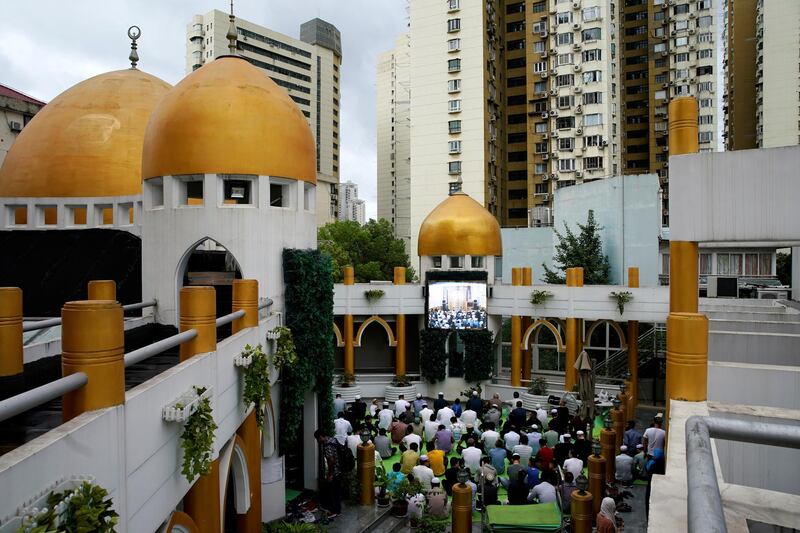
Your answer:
[612,406,625,452]
[570,490,593,533]
[184,459,221,533]
[587,452,606,517]
[236,411,262,533]
[521,267,533,382]
[600,428,616,484]
[451,482,473,533]
[667,96,705,403]
[511,267,523,387]
[0,288,23,378]
[232,279,259,334]
[61,300,124,422]
[627,267,639,414]
[565,267,583,391]
[343,266,355,377]
[666,313,709,402]
[394,267,406,377]
[358,441,376,505]
[88,280,116,301]
[179,286,217,362]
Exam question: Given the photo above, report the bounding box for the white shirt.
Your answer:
[481,429,500,450]
[528,481,557,503]
[437,407,455,427]
[616,454,634,482]
[451,421,465,442]
[513,444,533,467]
[504,430,520,451]
[334,418,352,444]
[563,457,584,480]
[395,399,411,418]
[346,434,362,458]
[412,465,435,491]
[419,407,434,425]
[369,404,379,417]
[536,408,548,428]
[378,408,394,430]
[460,409,478,426]
[462,446,482,474]
[403,433,422,449]
[424,420,440,441]
[643,427,666,455]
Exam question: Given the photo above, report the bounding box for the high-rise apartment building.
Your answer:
[339,180,365,224]
[187,11,342,226]
[620,0,718,226]
[724,0,800,150]
[377,33,412,251]
[0,84,45,168]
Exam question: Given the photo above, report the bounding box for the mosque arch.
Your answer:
[584,319,627,349]
[354,315,397,347]
[163,511,200,533]
[332,322,345,347]
[522,318,566,352]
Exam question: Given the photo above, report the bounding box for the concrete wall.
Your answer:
[500,227,554,284]
[709,331,800,366]
[708,362,800,411]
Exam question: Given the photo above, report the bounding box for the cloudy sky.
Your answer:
[0,0,409,220]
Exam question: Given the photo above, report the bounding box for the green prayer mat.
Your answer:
[485,502,562,531]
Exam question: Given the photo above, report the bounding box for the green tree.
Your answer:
[542,210,611,285]
[777,251,791,285]
[318,219,415,282]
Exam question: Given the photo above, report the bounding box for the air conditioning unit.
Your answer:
[575,171,583,178]
[690,78,696,84]
[669,80,675,86]
[572,23,581,31]
[661,51,668,57]
[550,173,557,180]
[689,13,696,19]
[574,64,582,72]
[575,105,583,114]
[550,48,558,55]
[573,43,582,51]
[688,28,695,35]
[662,146,669,152]
[668,0,676,5]
[542,154,550,160]
[671,30,677,36]
[551,68,558,75]
[601,139,608,147]
[689,45,696,51]
[552,151,559,158]
[8,121,22,132]
[542,71,548,78]
[539,91,548,98]
[662,83,669,89]
[573,86,582,93]
[542,133,549,139]
[540,31,548,38]
[541,111,549,119]
[552,131,559,138]
[542,194,550,200]
[549,6,557,14]
[576,128,583,135]
[542,174,550,181]
[707,276,738,298]
[550,89,558,96]
[572,1,581,9]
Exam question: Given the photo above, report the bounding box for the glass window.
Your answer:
[582,92,602,104]
[223,178,252,205]
[675,36,688,47]
[582,70,602,83]
[582,7,601,21]
[556,12,572,24]
[558,95,574,108]
[448,140,462,153]
[448,79,461,92]
[698,131,713,143]
[535,163,548,174]
[558,158,575,171]
[448,58,461,72]
[448,99,462,112]
[662,253,670,275]
[745,254,758,276]
[556,116,575,129]
[433,256,442,268]
[448,38,461,51]
[535,122,548,133]
[558,137,574,151]
[583,113,603,126]
[699,253,712,275]
[448,0,459,10]
[471,256,484,268]
[558,53,573,66]
[533,61,548,73]
[582,49,602,62]
[450,256,464,268]
[760,254,772,275]
[447,18,461,32]
[698,16,713,27]
[448,161,462,174]
[556,74,574,86]
[584,156,603,169]
[557,32,574,45]
[448,120,461,133]
[582,28,601,41]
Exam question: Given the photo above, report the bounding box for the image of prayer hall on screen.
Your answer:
[427,281,488,330]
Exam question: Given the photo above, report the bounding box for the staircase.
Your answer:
[594,324,666,383]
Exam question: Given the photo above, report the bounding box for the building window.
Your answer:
[450,256,464,268]
[556,12,572,24]
[699,253,712,275]
[508,76,526,87]
[558,158,576,171]
[509,151,527,162]
[448,161,462,174]
[699,0,712,9]
[222,177,253,205]
[674,36,689,47]
[582,6,601,21]
[583,135,601,147]
[534,122,548,133]
[448,120,462,133]
[532,2,546,13]
[582,49,602,62]
[698,49,712,59]
[448,38,461,51]
[179,175,204,206]
[448,0,460,10]
[534,81,547,92]
[508,188,527,200]
[433,256,443,268]
[556,74,574,86]
[674,4,689,15]
[662,253,670,275]
[509,170,527,181]
[448,79,461,92]
[558,95,574,108]
[698,81,713,92]
[557,32,574,45]
[717,253,742,276]
[558,137,574,151]
[507,57,526,69]
[447,18,461,32]
[471,256,484,268]
[698,115,713,125]
[556,116,575,129]
[582,92,602,104]
[448,58,461,72]
[698,33,713,43]
[507,21,525,33]
[582,70,602,83]
[533,21,547,34]
[698,131,713,143]
[508,113,526,124]
[533,61,547,73]
[698,15,713,27]
[535,183,548,194]
[699,98,713,108]
[147,177,164,208]
[535,163,548,174]
[583,113,603,126]
[507,39,525,50]
[557,54,573,66]
[584,156,603,169]
[696,65,713,76]
[535,142,548,153]
[270,180,292,208]
[449,140,462,153]
[655,90,667,100]
[581,28,601,42]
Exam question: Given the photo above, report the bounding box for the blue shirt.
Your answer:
[526,467,541,488]
[452,403,463,417]
[387,471,405,494]
[489,447,507,474]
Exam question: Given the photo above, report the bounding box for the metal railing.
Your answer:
[124,329,198,367]
[594,324,665,381]
[0,372,87,423]
[215,310,245,327]
[686,415,800,533]
[22,300,158,332]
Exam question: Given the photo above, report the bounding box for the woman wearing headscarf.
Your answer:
[596,496,618,532]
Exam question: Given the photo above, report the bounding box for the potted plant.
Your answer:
[528,376,548,396]
[530,289,553,306]
[390,478,421,517]
[336,372,356,388]
[391,374,411,387]
[375,466,390,507]
[364,289,385,303]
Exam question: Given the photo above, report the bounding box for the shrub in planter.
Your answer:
[610,290,633,315]
[364,289,385,303]
[16,481,118,533]
[528,376,548,396]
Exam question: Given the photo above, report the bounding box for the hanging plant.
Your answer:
[364,289,385,303]
[16,481,119,533]
[530,290,553,306]
[528,376,548,396]
[610,291,633,315]
[240,344,270,429]
[181,386,217,482]
[270,326,298,373]
[461,330,494,383]
[419,329,448,383]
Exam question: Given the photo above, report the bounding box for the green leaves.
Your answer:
[364,289,385,302]
[180,387,217,483]
[318,218,416,283]
[17,481,119,533]
[270,327,298,373]
[542,209,611,285]
[461,330,494,384]
[419,329,448,383]
[610,291,633,315]
[530,290,553,306]
[241,344,270,429]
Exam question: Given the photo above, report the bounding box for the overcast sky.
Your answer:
[0,0,408,220]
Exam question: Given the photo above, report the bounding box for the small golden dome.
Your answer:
[0,69,171,197]
[142,56,316,183]
[418,192,502,257]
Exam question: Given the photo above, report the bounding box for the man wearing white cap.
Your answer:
[433,392,448,413]
[378,402,394,430]
[526,425,542,456]
[352,395,366,420]
[413,393,426,417]
[394,394,411,418]
[616,445,634,485]
[426,477,449,517]
[412,455,435,491]
[574,430,591,464]
[633,444,646,479]
[466,390,482,413]
[535,404,548,428]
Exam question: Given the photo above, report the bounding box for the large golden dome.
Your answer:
[418,192,502,257]
[142,56,316,183]
[0,69,171,197]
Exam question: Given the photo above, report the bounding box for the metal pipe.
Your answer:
[124,329,198,368]
[0,372,87,423]
[215,310,245,327]
[258,298,273,310]
[686,415,800,533]
[122,300,157,312]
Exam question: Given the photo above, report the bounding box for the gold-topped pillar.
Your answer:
[394,267,406,378]
[61,300,124,422]
[358,439,376,505]
[627,267,639,414]
[600,425,616,484]
[232,279,259,334]
[236,411,262,532]
[511,267,523,387]
[179,286,217,362]
[571,489,593,533]
[88,280,116,301]
[521,267,533,383]
[343,266,355,377]
[0,288,23,379]
[452,479,473,533]
[588,449,606,517]
[565,267,584,391]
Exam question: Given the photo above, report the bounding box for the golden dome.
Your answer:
[142,56,316,183]
[418,192,502,257]
[0,69,171,197]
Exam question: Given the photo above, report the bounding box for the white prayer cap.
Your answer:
[473,391,478,396]
[535,404,542,409]
[551,408,558,413]
[383,402,389,406]
[420,455,429,461]
[620,445,628,452]
[438,392,444,396]
[431,477,441,485]
[576,430,584,436]
[417,393,422,398]
[636,444,643,449]
[355,395,361,400]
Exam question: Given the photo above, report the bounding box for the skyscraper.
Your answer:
[186,11,342,226]
[339,180,365,225]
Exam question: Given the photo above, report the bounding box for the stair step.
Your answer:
[362,509,405,533]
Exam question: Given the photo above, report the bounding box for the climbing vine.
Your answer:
[281,249,335,453]
[419,329,448,383]
[181,386,217,482]
[16,481,119,533]
[271,326,298,372]
[461,330,494,383]
[241,344,270,429]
